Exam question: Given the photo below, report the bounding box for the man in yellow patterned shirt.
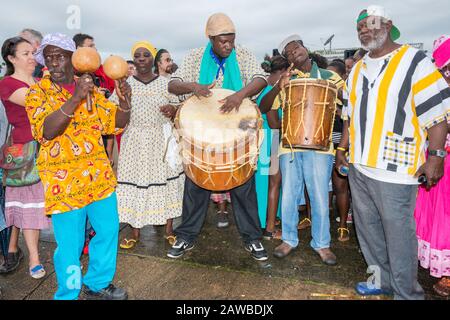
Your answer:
[25,33,131,300]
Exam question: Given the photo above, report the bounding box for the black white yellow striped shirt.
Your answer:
[342,45,450,177]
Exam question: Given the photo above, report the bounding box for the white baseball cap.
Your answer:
[357,5,400,41]
[278,34,302,57]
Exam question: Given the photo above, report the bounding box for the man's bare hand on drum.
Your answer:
[192,82,215,98]
[160,104,177,120]
[276,63,295,90]
[219,92,244,113]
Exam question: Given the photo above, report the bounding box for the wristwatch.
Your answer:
[428,149,447,158]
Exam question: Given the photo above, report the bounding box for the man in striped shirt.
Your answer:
[259,35,344,265]
[337,5,450,299]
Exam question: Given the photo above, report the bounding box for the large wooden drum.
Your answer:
[174,89,264,191]
[281,78,337,151]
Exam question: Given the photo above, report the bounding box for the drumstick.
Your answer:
[278,63,295,91]
[86,89,93,112]
[287,63,295,76]
[84,75,94,112]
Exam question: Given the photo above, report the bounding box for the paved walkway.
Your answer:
[0,203,445,300]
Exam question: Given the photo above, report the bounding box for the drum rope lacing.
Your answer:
[173,115,264,189]
[281,79,337,160]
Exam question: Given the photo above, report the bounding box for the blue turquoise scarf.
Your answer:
[199,42,243,91]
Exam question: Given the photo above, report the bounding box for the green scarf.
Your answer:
[199,42,243,91]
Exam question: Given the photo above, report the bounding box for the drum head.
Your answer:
[178,89,260,147]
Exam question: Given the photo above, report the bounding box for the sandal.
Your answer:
[433,277,450,297]
[337,227,350,242]
[274,218,281,227]
[0,248,24,274]
[298,217,311,230]
[165,235,177,246]
[30,264,46,279]
[262,228,282,241]
[119,238,138,249]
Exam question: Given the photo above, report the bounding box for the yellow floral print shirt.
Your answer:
[25,75,123,215]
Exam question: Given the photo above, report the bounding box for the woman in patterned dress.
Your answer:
[114,41,184,249]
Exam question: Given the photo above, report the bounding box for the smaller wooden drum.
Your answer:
[281,78,337,151]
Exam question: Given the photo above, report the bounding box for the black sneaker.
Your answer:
[217,211,229,228]
[0,248,24,274]
[167,239,194,259]
[83,284,128,300]
[244,241,268,261]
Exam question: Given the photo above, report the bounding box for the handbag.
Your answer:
[162,122,182,171]
[0,125,40,187]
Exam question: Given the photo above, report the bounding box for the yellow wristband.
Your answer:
[336,147,347,152]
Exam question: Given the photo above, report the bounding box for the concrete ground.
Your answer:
[0,202,447,300]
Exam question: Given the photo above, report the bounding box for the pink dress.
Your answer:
[414,130,450,278]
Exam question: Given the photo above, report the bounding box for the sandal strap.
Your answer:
[30,264,44,273]
[337,227,350,235]
[122,238,137,244]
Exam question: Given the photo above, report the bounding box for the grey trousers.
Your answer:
[348,165,424,300]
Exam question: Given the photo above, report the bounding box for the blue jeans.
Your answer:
[52,193,119,300]
[279,152,333,249]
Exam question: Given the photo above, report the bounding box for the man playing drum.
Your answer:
[259,35,344,265]
[167,13,269,261]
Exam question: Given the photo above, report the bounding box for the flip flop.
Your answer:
[298,217,311,230]
[337,227,350,242]
[30,264,46,279]
[119,238,138,249]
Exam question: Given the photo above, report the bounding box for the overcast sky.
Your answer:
[1,0,449,65]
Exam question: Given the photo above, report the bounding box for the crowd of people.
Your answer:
[0,4,449,301]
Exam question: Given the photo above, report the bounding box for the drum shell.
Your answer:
[281,79,337,151]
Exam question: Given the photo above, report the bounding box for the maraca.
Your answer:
[103,55,131,108]
[71,47,101,112]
